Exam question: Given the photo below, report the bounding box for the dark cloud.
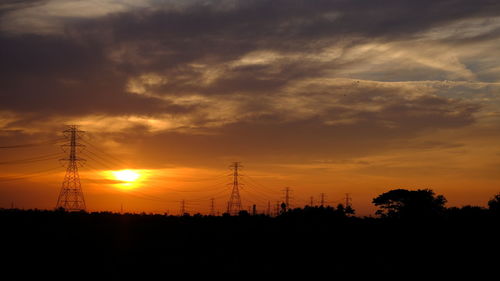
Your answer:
[0,0,496,157]
[0,34,197,117]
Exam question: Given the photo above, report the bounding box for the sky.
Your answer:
[1,0,500,215]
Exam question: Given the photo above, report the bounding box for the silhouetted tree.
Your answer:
[280,202,287,214]
[336,203,345,214]
[488,193,500,215]
[372,189,447,219]
[334,203,356,217]
[345,205,355,215]
[446,205,488,221]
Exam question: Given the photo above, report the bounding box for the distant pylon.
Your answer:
[310,196,314,206]
[180,199,186,215]
[56,125,86,211]
[320,193,326,206]
[210,198,215,216]
[283,187,292,211]
[345,193,352,208]
[267,201,271,216]
[227,162,242,215]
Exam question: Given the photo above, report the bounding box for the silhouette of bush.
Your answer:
[238,210,250,216]
[345,205,355,215]
[446,205,489,221]
[488,193,500,215]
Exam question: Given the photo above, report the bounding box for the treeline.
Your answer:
[2,189,499,220]
[0,189,498,279]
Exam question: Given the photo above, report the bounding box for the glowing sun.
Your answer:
[113,170,140,182]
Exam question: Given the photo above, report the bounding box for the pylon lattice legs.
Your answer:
[56,163,86,211]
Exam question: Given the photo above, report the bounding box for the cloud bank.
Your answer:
[1,0,499,178]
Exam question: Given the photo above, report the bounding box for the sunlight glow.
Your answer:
[106,169,144,190]
[113,170,140,182]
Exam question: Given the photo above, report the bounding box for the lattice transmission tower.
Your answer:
[56,125,86,211]
[227,162,242,215]
[180,199,186,215]
[210,198,216,216]
[283,187,292,211]
[345,193,352,208]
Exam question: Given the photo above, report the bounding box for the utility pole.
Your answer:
[210,198,215,216]
[309,196,314,206]
[56,125,86,211]
[275,201,280,216]
[320,193,326,206]
[227,162,242,215]
[282,187,292,211]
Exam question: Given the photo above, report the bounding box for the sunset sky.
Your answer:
[1,0,500,215]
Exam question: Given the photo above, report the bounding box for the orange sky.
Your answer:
[1,131,498,216]
[1,0,500,215]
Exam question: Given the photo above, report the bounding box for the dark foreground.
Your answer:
[1,208,498,279]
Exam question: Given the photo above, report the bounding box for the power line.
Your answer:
[0,151,65,165]
[80,138,130,167]
[240,174,281,195]
[239,187,270,204]
[0,166,62,182]
[0,138,65,149]
[239,178,280,199]
[80,149,120,169]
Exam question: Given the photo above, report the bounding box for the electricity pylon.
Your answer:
[345,193,352,208]
[56,125,86,211]
[283,187,292,211]
[227,162,242,215]
[210,198,216,216]
[180,199,186,215]
[320,193,326,206]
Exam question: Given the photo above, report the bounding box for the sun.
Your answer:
[105,169,150,190]
[113,170,140,182]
